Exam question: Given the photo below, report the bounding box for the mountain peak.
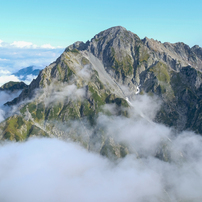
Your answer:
[103,26,127,32]
[94,26,129,39]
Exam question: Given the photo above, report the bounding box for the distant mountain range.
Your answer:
[13,66,41,81]
[1,26,202,158]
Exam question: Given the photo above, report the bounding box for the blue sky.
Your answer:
[0,0,201,47]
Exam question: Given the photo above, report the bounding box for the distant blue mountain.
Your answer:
[13,66,41,81]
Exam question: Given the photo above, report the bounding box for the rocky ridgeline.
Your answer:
[0,26,202,158]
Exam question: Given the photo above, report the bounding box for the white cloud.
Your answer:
[10,41,59,49]
[0,58,9,61]
[24,74,38,85]
[0,40,64,81]
[0,69,11,75]
[0,138,164,202]
[77,65,92,81]
[0,75,20,86]
[0,39,65,50]
[0,90,22,122]
[129,94,162,120]
[41,44,55,49]
[43,83,86,106]
[0,108,5,122]
[0,83,202,201]
[0,46,64,74]
[11,41,37,49]
[0,90,22,106]
[0,39,3,47]
[0,73,38,86]
[0,131,202,202]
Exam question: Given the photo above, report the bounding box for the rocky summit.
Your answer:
[1,26,202,158]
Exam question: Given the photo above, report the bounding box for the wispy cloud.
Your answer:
[23,74,38,85]
[41,44,56,49]
[0,69,10,74]
[0,39,63,49]
[0,39,64,74]
[0,58,9,61]
[0,90,22,122]
[0,130,202,202]
[11,41,37,49]
[0,39,3,47]
[0,75,20,86]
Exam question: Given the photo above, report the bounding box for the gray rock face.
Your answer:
[192,45,202,60]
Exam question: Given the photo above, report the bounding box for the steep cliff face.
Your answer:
[1,26,202,157]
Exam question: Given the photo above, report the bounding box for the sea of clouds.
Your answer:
[0,103,202,202]
[0,85,202,201]
[0,39,64,86]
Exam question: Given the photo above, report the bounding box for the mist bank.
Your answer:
[0,90,22,123]
[0,131,202,202]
